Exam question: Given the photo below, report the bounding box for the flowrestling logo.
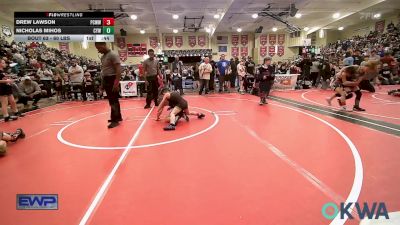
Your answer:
[322,202,389,220]
[17,194,58,210]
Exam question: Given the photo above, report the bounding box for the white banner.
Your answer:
[273,74,299,90]
[120,81,138,96]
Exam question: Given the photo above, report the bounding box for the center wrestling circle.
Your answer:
[57,106,219,150]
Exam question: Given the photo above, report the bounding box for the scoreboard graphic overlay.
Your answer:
[14,12,115,42]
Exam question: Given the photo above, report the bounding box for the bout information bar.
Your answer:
[14,12,114,42]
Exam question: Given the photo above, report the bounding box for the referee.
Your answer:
[143,49,160,109]
[95,42,122,128]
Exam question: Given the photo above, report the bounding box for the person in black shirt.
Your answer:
[245,57,255,75]
[352,49,364,65]
[156,88,205,131]
[257,57,275,105]
[0,59,23,121]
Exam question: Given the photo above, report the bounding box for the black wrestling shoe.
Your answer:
[108,118,122,122]
[107,121,120,129]
[4,116,18,122]
[164,124,176,131]
[353,106,366,112]
[144,104,151,109]
[15,112,25,117]
[197,113,205,119]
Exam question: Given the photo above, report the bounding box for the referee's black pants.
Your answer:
[104,75,122,122]
[145,76,159,106]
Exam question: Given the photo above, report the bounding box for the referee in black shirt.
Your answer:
[95,42,122,128]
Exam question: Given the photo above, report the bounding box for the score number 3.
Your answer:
[102,18,114,26]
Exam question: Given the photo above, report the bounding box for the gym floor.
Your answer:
[0,85,399,225]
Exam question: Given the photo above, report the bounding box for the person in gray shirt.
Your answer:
[143,49,161,108]
[95,42,122,128]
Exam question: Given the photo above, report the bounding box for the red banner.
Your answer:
[277,46,284,57]
[241,35,248,46]
[58,42,69,53]
[278,34,285,45]
[118,50,127,61]
[260,46,267,57]
[175,36,183,48]
[165,36,173,48]
[260,35,268,46]
[231,47,239,57]
[240,47,248,57]
[269,34,277,45]
[116,37,126,49]
[375,20,385,33]
[141,43,147,56]
[268,46,276,57]
[149,37,158,49]
[188,36,196,47]
[231,34,239,46]
[198,35,206,47]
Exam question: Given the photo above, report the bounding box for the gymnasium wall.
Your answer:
[339,13,399,39]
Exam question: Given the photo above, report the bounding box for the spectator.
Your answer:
[310,57,321,87]
[352,49,364,65]
[369,50,381,62]
[68,59,86,101]
[198,57,212,95]
[172,68,183,95]
[216,54,230,93]
[343,52,354,66]
[17,76,46,109]
[53,73,63,102]
[237,58,246,94]
[257,57,275,105]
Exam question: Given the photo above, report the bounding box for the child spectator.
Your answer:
[83,72,97,101]
[172,68,183,95]
[62,75,72,100]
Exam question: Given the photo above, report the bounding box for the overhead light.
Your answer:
[173,29,178,33]
[332,13,340,19]
[130,14,138,20]
[214,14,220,19]
[272,27,278,32]
[295,13,302,18]
[82,41,88,49]
[303,27,309,31]
[237,28,242,32]
[173,14,179,19]
[205,27,211,33]
[140,29,145,34]
[373,13,381,18]
[338,26,344,31]
[252,13,258,19]
[319,29,325,38]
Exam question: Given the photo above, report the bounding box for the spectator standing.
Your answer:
[198,57,212,95]
[68,59,86,101]
[237,59,246,94]
[216,54,230,93]
[257,57,275,105]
